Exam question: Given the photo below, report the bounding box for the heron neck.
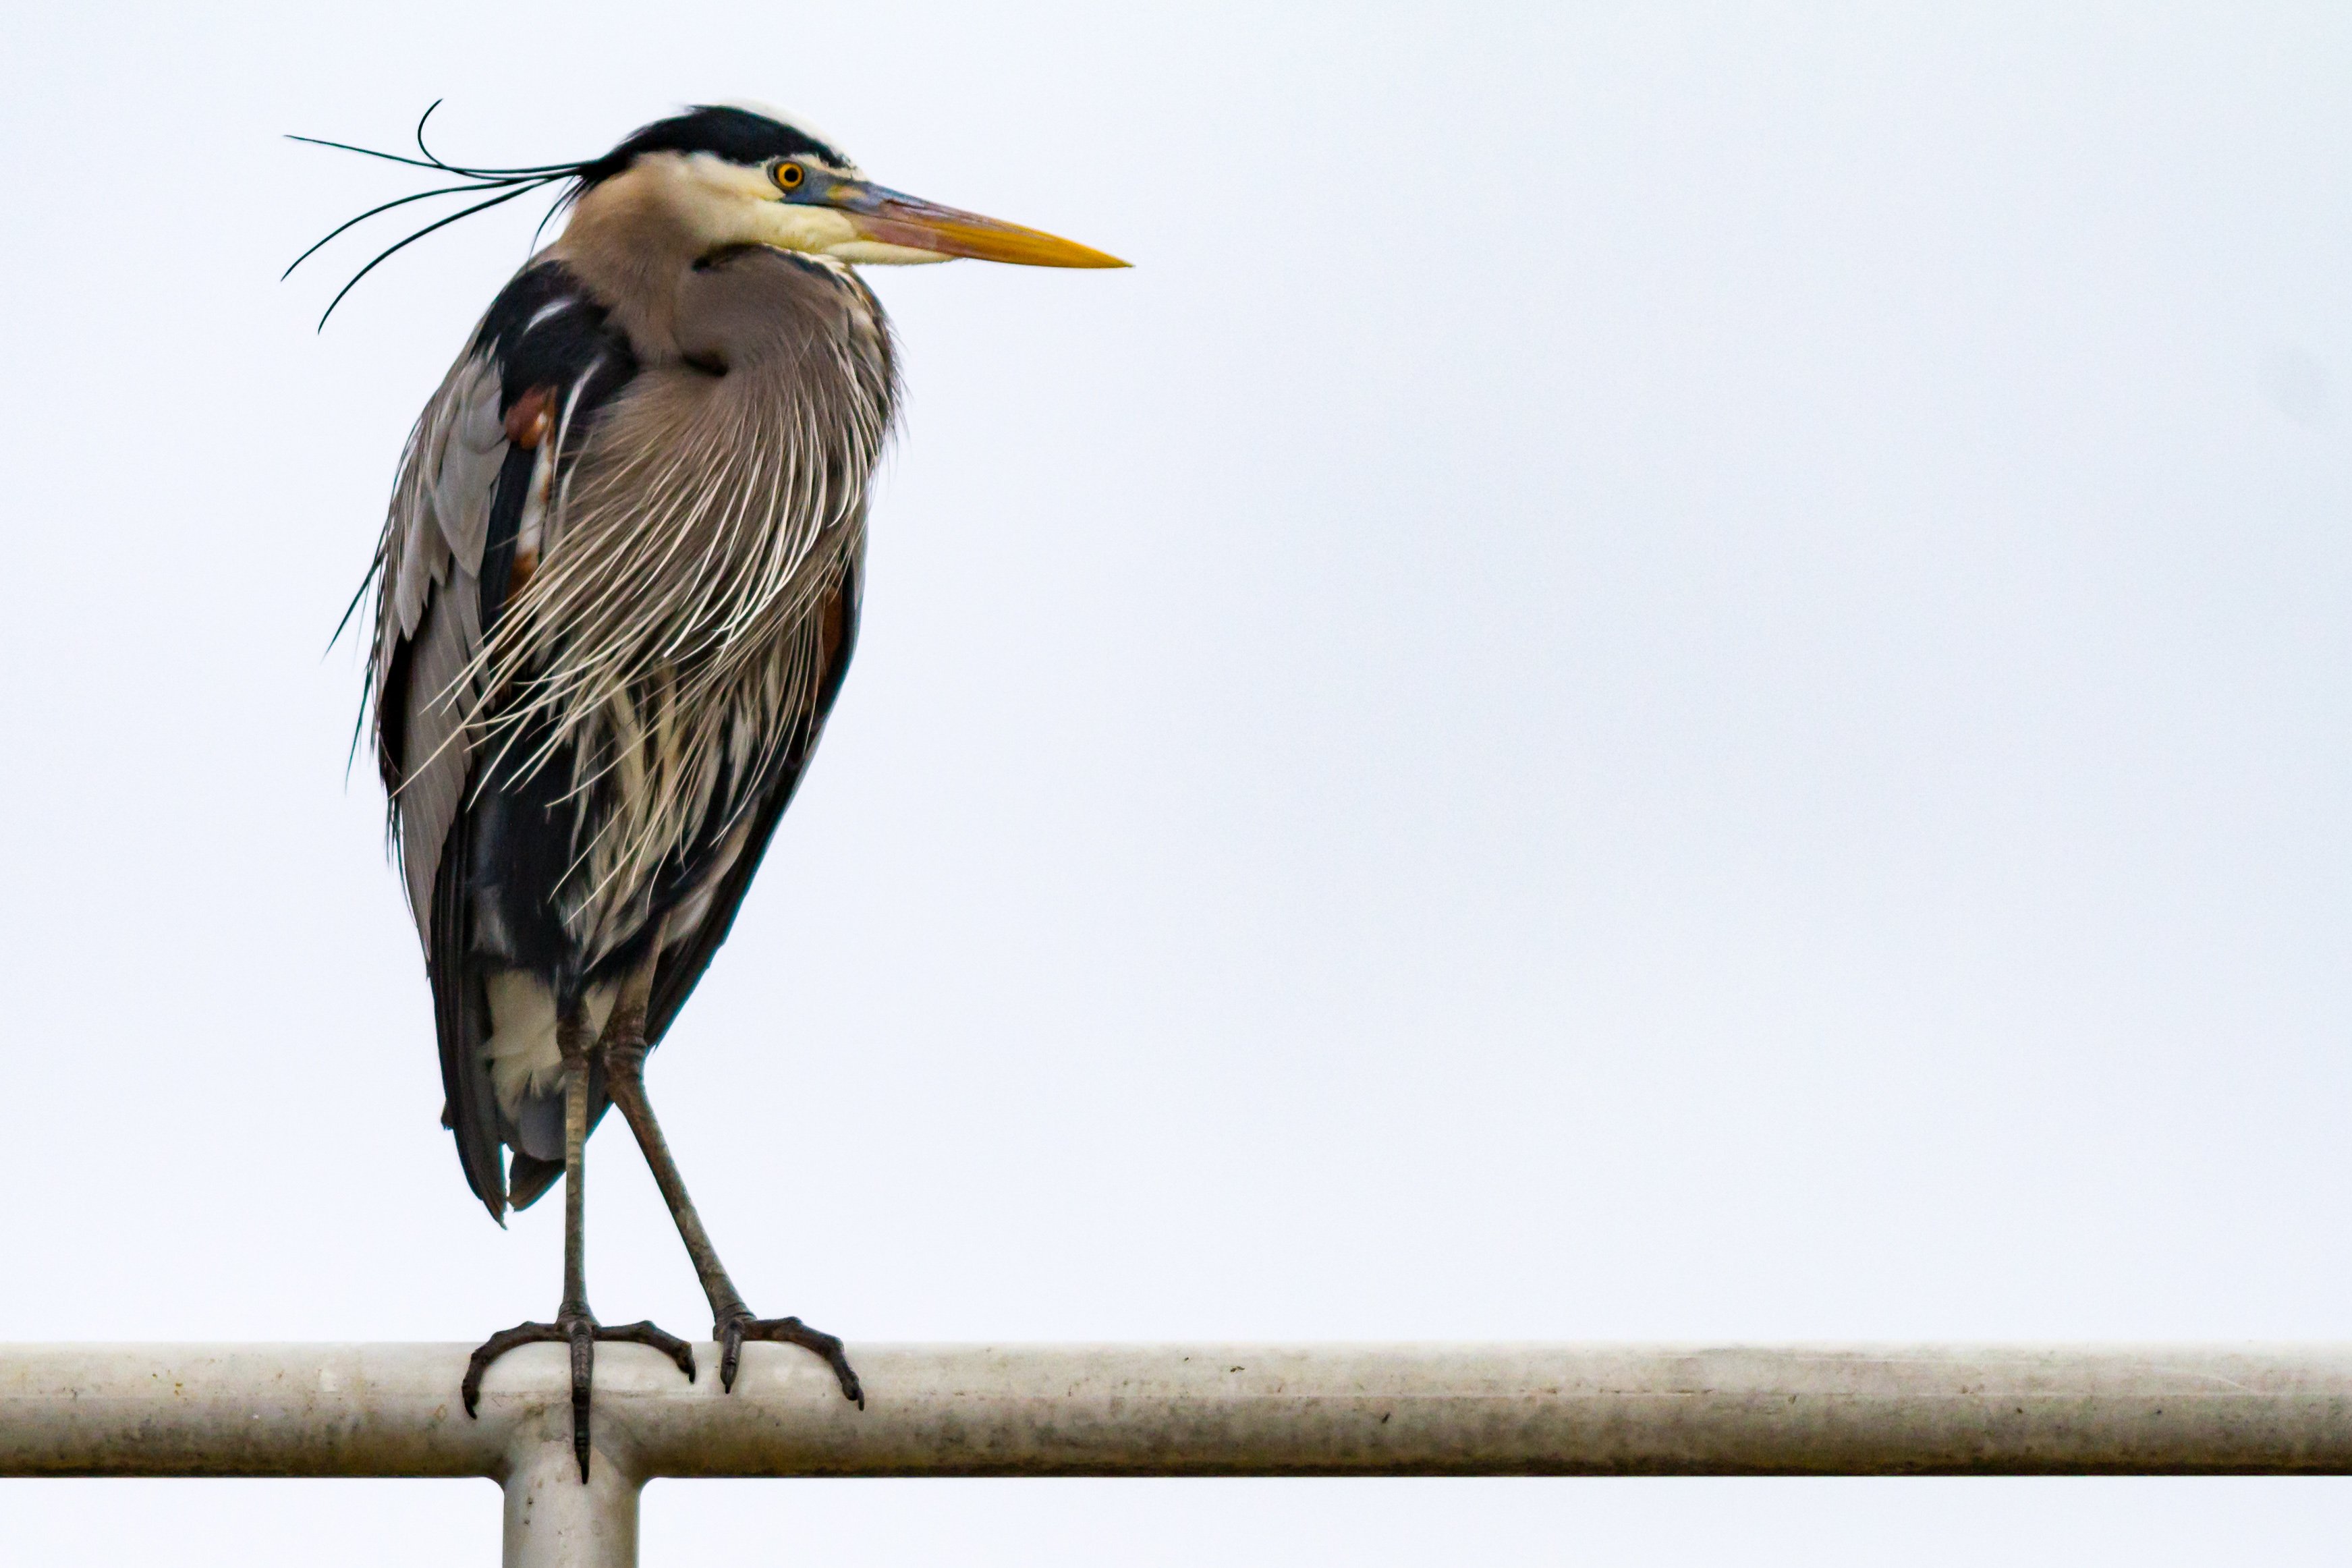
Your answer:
[550,166,713,360]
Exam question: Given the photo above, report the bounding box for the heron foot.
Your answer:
[716,1310,863,1406]
[461,1314,697,1479]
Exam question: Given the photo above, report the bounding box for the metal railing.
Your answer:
[7,1343,2352,1565]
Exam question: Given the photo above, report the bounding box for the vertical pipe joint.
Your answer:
[501,1420,643,1568]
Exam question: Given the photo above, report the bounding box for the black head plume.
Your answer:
[286,101,594,330]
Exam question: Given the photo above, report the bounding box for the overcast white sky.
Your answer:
[5,1,2352,1561]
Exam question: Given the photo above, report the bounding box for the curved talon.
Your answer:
[717,1313,864,1407]
[600,1319,698,1383]
[462,1320,568,1418]
[719,1316,746,1394]
[567,1316,596,1481]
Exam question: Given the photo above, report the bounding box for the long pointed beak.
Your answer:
[827,181,1128,268]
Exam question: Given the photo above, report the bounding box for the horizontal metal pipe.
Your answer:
[5,1343,2352,1480]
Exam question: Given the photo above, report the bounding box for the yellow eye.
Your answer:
[773,161,806,192]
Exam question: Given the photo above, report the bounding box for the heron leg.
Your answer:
[600,1005,862,1407]
[461,1008,697,1480]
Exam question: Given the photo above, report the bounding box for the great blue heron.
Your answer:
[314,103,1122,1478]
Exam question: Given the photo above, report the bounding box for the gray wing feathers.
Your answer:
[374,349,509,939]
[433,356,505,576]
[395,584,481,936]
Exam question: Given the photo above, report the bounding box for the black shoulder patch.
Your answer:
[472,262,637,413]
[469,261,641,633]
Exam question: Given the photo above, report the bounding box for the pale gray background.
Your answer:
[3,1,2349,1561]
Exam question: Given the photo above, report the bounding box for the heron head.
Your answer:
[576,104,1127,269]
[287,102,1127,326]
